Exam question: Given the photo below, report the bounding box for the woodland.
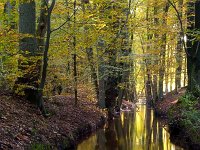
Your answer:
[0,0,200,149]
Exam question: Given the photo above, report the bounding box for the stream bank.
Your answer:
[155,88,200,150]
[0,93,106,149]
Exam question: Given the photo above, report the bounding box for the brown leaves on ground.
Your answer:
[0,93,105,149]
[155,87,186,116]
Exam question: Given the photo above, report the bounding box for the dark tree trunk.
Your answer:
[158,2,169,100]
[86,48,99,98]
[97,39,106,108]
[15,1,39,102]
[175,0,184,92]
[37,0,48,52]
[104,48,119,117]
[187,1,200,96]
[37,0,56,114]
[145,69,153,103]
[73,0,78,105]
[144,1,153,105]
[152,74,158,101]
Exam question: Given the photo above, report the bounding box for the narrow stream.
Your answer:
[77,102,184,150]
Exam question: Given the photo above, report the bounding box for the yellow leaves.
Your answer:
[96,23,106,30]
[83,14,94,19]
[53,1,68,16]
[0,2,4,13]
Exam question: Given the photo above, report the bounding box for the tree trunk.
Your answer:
[152,74,158,101]
[165,48,170,93]
[175,0,184,92]
[187,1,200,96]
[144,2,153,105]
[158,2,169,100]
[72,0,78,105]
[81,3,99,98]
[37,0,56,114]
[15,0,39,101]
[37,0,48,52]
[145,69,153,104]
[97,39,106,108]
[86,48,99,98]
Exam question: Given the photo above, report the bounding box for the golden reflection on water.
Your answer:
[77,105,183,150]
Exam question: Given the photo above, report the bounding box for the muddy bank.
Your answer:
[154,88,186,117]
[0,94,106,149]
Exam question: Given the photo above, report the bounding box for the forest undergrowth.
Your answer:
[155,87,200,149]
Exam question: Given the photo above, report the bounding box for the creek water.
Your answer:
[77,102,183,150]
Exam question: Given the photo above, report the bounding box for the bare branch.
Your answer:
[167,0,189,56]
[50,8,79,33]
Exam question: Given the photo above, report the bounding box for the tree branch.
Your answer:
[51,8,79,33]
[167,0,189,56]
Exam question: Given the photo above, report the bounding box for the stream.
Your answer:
[77,101,184,150]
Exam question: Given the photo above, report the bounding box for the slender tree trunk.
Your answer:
[170,63,173,92]
[73,0,78,105]
[165,50,170,93]
[145,69,153,103]
[152,74,158,101]
[152,0,159,101]
[183,56,187,87]
[97,39,106,108]
[158,2,169,100]
[37,0,56,114]
[86,48,99,97]
[142,2,154,105]
[37,0,48,52]
[175,0,183,92]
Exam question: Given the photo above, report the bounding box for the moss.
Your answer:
[30,143,51,150]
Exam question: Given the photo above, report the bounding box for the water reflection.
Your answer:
[77,105,183,150]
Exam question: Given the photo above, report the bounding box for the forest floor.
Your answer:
[0,90,106,149]
[155,87,186,116]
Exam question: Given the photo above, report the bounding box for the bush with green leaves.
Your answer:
[170,92,200,143]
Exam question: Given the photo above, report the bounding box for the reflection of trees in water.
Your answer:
[105,120,118,150]
[95,130,106,150]
[146,107,152,150]
[79,105,183,150]
[94,120,119,150]
[115,112,136,150]
[145,106,164,150]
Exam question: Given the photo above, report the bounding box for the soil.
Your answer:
[155,87,186,117]
[0,92,106,149]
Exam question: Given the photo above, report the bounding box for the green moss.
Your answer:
[30,143,51,150]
